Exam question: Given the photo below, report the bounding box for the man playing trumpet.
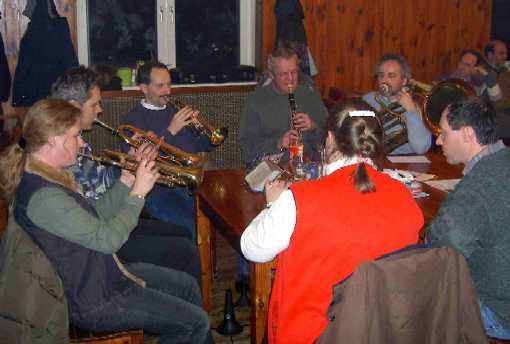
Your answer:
[121,61,216,240]
[363,54,432,154]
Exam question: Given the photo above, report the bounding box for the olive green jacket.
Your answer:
[0,215,69,344]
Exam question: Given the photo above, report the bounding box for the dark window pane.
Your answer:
[175,0,240,70]
[88,0,157,67]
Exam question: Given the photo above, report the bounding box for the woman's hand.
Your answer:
[130,158,160,197]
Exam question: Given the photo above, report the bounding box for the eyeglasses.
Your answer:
[275,70,298,78]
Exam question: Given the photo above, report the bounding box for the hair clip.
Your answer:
[348,110,376,117]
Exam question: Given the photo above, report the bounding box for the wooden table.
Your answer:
[196,150,462,344]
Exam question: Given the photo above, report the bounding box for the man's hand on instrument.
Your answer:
[474,65,488,76]
[277,129,299,150]
[131,158,160,197]
[293,112,315,131]
[167,106,196,135]
[130,141,159,163]
[264,179,290,205]
[395,89,416,112]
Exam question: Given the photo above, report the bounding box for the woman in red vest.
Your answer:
[241,99,424,344]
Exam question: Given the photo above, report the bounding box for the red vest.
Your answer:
[268,164,424,344]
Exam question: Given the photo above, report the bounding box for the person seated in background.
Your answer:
[427,97,510,340]
[484,39,509,73]
[121,61,216,240]
[91,64,122,91]
[241,99,424,344]
[439,49,503,102]
[49,66,202,284]
[363,53,432,154]
[0,100,211,343]
[239,42,328,168]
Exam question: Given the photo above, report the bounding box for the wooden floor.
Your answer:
[144,232,251,344]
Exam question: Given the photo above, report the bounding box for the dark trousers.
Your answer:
[117,219,201,285]
[75,262,210,344]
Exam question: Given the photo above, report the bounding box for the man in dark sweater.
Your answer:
[427,97,510,339]
[239,44,327,167]
[121,62,215,240]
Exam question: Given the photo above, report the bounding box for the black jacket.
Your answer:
[12,0,78,107]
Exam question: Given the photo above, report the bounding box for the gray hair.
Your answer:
[267,41,299,73]
[49,66,98,105]
[375,54,412,79]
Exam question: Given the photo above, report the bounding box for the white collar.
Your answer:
[325,155,375,176]
[141,99,166,111]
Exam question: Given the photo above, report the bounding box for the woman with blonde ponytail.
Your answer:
[0,99,211,343]
[241,99,424,344]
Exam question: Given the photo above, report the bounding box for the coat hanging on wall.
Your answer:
[12,0,78,107]
[0,11,12,103]
[274,0,317,76]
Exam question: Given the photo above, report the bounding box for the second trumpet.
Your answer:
[163,95,228,146]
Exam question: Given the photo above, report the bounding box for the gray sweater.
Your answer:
[427,148,510,328]
[239,83,328,166]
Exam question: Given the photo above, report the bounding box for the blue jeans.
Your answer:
[74,262,210,344]
[480,303,510,340]
[145,186,196,242]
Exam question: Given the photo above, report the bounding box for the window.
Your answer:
[77,0,256,80]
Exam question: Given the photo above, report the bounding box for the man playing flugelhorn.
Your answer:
[363,53,432,154]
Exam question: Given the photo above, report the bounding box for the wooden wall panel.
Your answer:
[262,0,492,96]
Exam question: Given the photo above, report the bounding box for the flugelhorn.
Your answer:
[80,149,203,191]
[94,118,202,167]
[162,96,228,146]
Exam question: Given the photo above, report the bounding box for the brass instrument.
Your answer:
[94,118,202,167]
[80,149,203,191]
[373,83,411,152]
[162,96,228,146]
[372,79,475,151]
[415,79,476,136]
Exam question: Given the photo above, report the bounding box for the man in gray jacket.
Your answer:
[427,97,510,339]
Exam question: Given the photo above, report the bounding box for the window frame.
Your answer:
[76,0,256,69]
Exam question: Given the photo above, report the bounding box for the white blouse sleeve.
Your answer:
[240,190,296,263]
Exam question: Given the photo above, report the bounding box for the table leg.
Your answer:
[250,260,276,344]
[196,199,213,312]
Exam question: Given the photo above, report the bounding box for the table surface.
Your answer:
[198,150,463,252]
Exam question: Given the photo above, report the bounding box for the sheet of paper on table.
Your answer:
[387,155,431,164]
[423,179,461,193]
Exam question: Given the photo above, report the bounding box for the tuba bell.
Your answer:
[80,149,203,191]
[162,96,228,146]
[94,118,203,167]
[412,79,476,136]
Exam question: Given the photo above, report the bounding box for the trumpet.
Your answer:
[80,149,203,191]
[162,96,228,146]
[94,118,202,167]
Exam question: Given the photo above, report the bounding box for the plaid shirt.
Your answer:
[70,142,119,199]
[463,140,506,176]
